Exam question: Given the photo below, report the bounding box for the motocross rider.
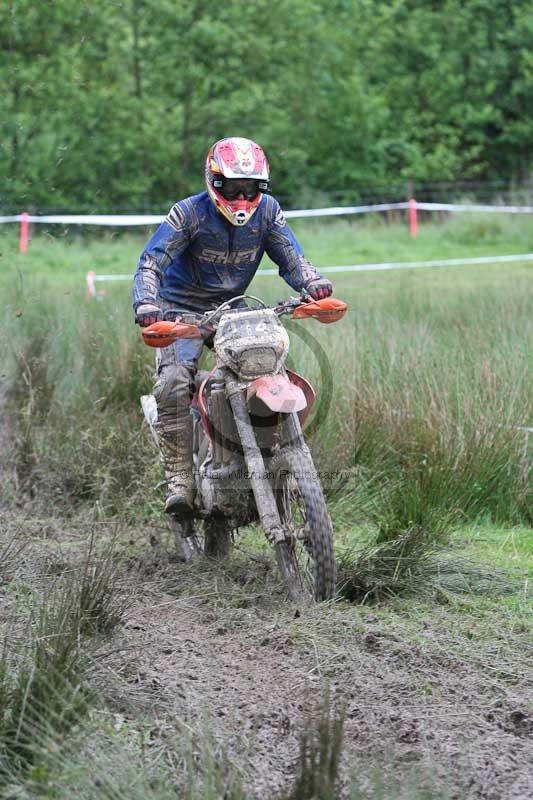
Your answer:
[132,137,333,514]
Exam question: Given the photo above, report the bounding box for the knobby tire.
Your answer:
[270,448,336,602]
[203,517,233,559]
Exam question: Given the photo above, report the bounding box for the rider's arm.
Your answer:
[264,198,325,292]
[132,201,197,310]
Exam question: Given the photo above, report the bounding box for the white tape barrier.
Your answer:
[0,214,165,226]
[3,200,533,227]
[7,208,402,225]
[414,202,533,214]
[286,202,409,218]
[500,425,533,434]
[315,252,533,273]
[85,258,533,436]
[86,252,533,298]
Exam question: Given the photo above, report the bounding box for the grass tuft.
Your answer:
[0,532,128,788]
[280,691,345,800]
[71,531,130,635]
[337,538,521,604]
[0,534,26,587]
[0,591,89,785]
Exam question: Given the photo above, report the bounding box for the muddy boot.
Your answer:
[155,416,195,514]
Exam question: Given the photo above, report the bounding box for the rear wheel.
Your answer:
[270,448,336,602]
[203,517,233,559]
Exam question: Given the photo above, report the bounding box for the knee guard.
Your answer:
[152,363,195,423]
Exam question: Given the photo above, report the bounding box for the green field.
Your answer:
[0,214,532,799]
[1,213,531,525]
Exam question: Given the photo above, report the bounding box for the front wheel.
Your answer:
[270,448,336,602]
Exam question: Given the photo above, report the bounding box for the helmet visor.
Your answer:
[215,178,265,201]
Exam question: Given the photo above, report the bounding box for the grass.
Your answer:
[0,535,26,588]
[1,214,531,527]
[0,589,89,785]
[0,531,129,787]
[0,212,531,796]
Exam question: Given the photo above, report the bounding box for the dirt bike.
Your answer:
[140,293,347,602]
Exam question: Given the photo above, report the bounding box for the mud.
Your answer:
[90,547,533,800]
[1,376,531,799]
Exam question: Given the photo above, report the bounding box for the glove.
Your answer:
[135,302,162,327]
[305,277,333,301]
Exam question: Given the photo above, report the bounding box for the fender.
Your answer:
[246,373,307,413]
[286,368,316,426]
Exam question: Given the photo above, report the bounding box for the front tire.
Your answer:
[270,448,336,602]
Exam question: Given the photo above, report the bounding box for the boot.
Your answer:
[155,416,195,514]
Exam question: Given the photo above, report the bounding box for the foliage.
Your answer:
[1,0,532,212]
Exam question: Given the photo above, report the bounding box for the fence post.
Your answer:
[86,271,97,300]
[409,198,418,238]
[19,212,30,253]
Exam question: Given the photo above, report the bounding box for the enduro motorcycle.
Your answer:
[140,293,347,602]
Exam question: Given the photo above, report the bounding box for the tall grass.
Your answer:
[0,535,26,587]
[4,288,160,518]
[0,534,127,787]
[0,590,89,784]
[0,216,531,530]
[305,279,532,527]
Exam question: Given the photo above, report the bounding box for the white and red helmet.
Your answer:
[205,137,270,226]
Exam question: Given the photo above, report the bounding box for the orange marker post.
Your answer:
[409,198,417,238]
[19,212,30,253]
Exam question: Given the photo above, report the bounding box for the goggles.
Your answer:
[213,178,268,201]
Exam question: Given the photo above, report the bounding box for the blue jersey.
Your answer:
[132,192,322,313]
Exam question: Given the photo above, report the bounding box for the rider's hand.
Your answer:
[135,302,162,327]
[305,278,333,301]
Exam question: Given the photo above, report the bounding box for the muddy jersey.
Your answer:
[132,192,323,313]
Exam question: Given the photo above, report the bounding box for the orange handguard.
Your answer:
[141,320,202,348]
[291,297,348,324]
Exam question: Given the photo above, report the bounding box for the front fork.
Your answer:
[225,373,286,544]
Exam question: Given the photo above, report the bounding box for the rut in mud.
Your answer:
[91,543,532,800]
[1,518,523,800]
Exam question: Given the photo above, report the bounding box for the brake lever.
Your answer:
[274,296,301,316]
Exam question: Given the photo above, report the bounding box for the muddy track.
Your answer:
[1,504,532,798]
[89,548,533,800]
[104,596,313,797]
[1,377,531,799]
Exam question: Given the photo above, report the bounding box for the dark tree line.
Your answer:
[1,0,531,212]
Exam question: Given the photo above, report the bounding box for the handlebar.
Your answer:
[141,294,348,348]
